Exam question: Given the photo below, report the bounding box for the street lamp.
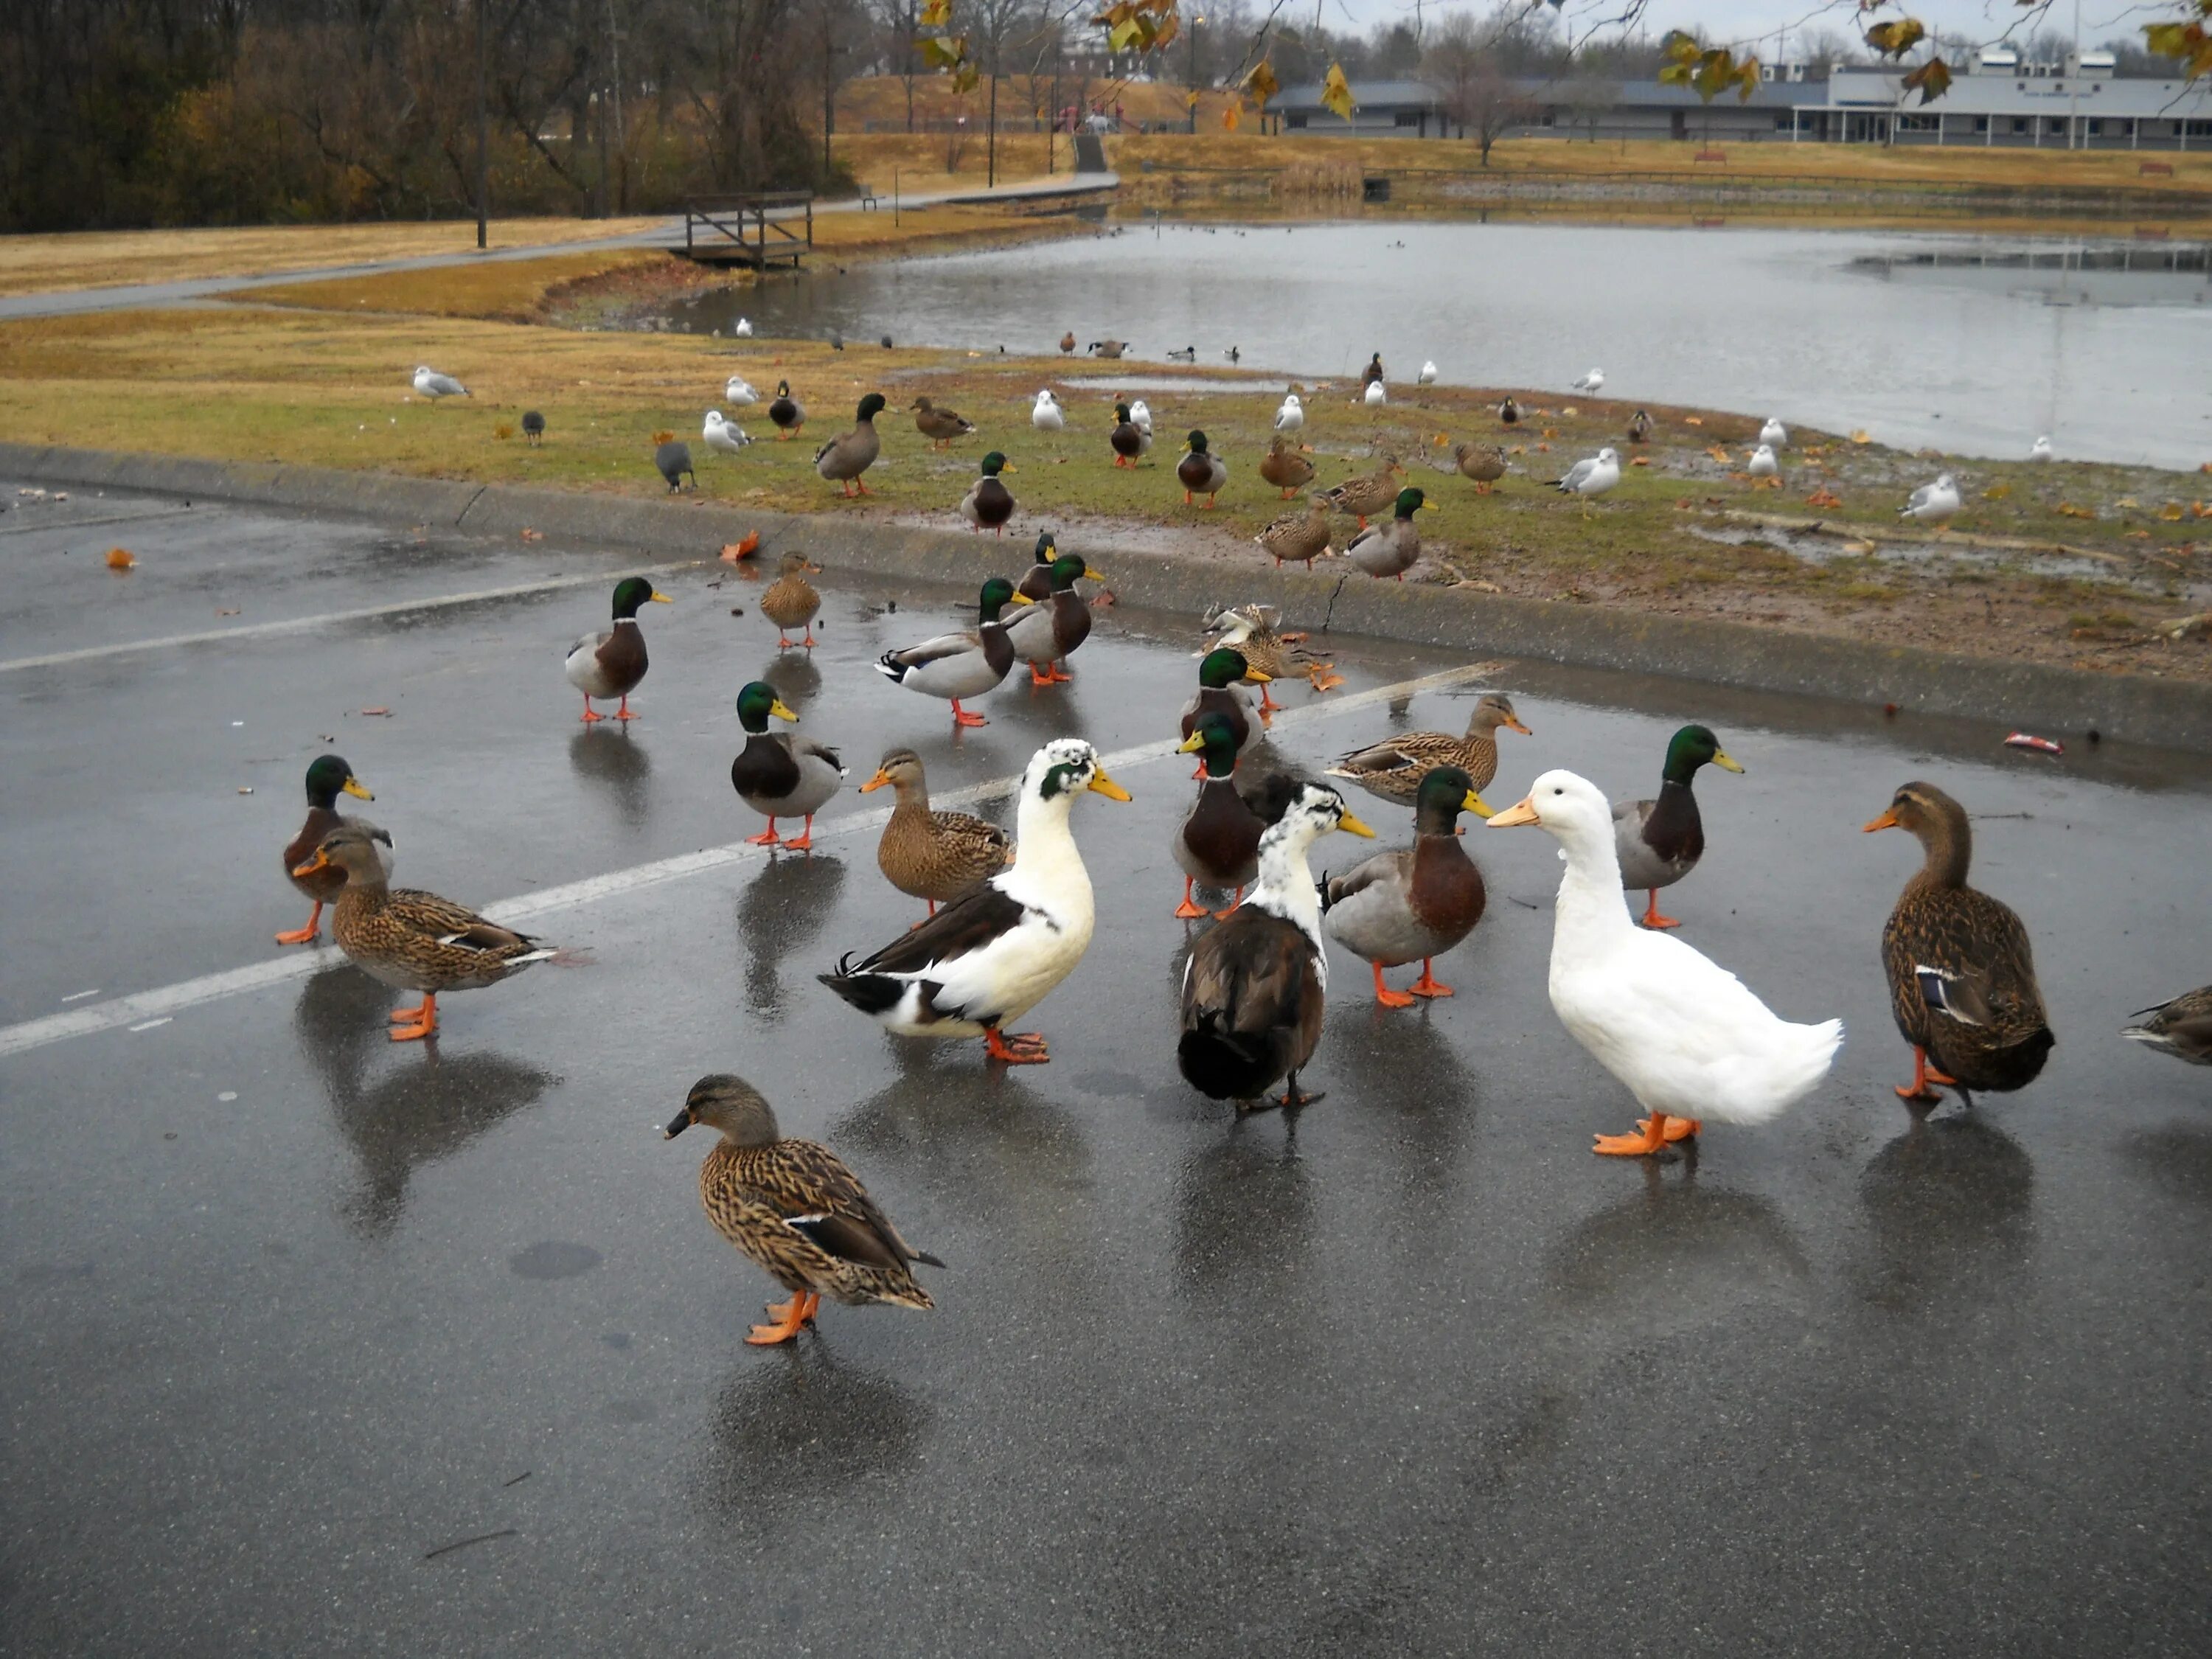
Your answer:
[1187,14,1206,133]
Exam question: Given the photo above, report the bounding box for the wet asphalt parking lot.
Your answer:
[4,481,2211,1656]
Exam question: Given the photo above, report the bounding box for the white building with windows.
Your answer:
[1795,57,2212,150]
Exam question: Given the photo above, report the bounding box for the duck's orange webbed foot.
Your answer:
[1895,1047,1955,1103]
[746,1291,817,1346]
[1174,878,1209,920]
[779,816,817,852]
[580,698,603,723]
[1408,961,1454,998]
[950,700,988,728]
[1371,962,1416,1009]
[387,994,439,1043]
[745,820,780,846]
[984,1028,1050,1065]
[1634,1116,1700,1143]
[1211,886,1245,921]
[1255,686,1283,715]
[274,901,323,946]
[386,998,431,1024]
[613,696,639,721]
[1593,1110,1672,1156]
[1640,891,1683,930]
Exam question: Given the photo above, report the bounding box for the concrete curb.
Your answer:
[6,440,2207,753]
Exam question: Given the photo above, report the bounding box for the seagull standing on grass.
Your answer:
[1747,443,1779,479]
[2028,435,2053,462]
[703,410,751,455]
[1899,473,1961,529]
[412,366,470,400]
[1759,417,1789,449]
[734,318,754,338]
[1571,368,1605,395]
[1418,361,1439,385]
[725,376,759,406]
[1275,393,1305,433]
[1551,446,1621,512]
[1364,380,1388,407]
[1032,389,1066,433]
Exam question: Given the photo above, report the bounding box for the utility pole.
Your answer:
[474,0,489,248]
[1187,16,1203,133]
[606,0,626,212]
[2067,0,2082,150]
[988,58,999,187]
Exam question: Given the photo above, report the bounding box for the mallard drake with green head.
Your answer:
[2124,987,2212,1067]
[1865,782,2053,1105]
[1615,724,1742,929]
[1177,430,1228,508]
[666,1074,939,1346]
[1259,434,1317,499]
[1178,646,1272,772]
[1325,458,1405,528]
[1004,549,1104,686]
[1172,715,1271,920]
[1342,487,1433,580]
[759,552,822,649]
[731,681,845,851]
[860,748,1011,917]
[960,451,1017,535]
[1326,692,1526,808]
[1626,409,1652,445]
[768,380,805,439]
[911,394,976,450]
[276,754,380,945]
[1453,442,1507,491]
[1178,782,1374,1113]
[821,740,1130,1065]
[1201,602,1340,705]
[1253,494,1332,571]
[874,577,1034,728]
[296,824,554,1041]
[815,392,886,495]
[1109,402,1144,468]
[564,575,672,722]
[1324,766,1489,1006]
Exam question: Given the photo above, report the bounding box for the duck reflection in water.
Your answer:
[1856,1113,2034,1323]
[760,649,823,712]
[700,1352,931,1528]
[737,854,846,1016]
[568,724,653,832]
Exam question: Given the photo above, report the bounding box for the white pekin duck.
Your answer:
[819,740,1130,1065]
[1488,770,1842,1156]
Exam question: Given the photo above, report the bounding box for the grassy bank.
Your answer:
[1,301,2204,683]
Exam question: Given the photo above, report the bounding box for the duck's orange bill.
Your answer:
[292,850,332,877]
[1503,717,1534,736]
[859,770,892,793]
[1486,795,1541,828]
[1088,769,1133,802]
[1863,810,1901,833]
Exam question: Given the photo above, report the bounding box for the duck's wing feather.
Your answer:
[842,877,1029,975]
[1323,846,1411,908]
[884,630,981,668]
[1330,732,1455,776]
[752,1141,944,1268]
[386,888,538,951]
[793,736,844,772]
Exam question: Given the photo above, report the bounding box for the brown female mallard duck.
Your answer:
[1058,330,1077,354]
[2124,987,2212,1067]
[1259,434,1316,499]
[1865,782,2054,1105]
[1201,602,1341,705]
[1003,549,1102,685]
[1172,715,1270,920]
[1178,782,1373,1113]
[759,552,822,649]
[1615,723,1742,929]
[1342,487,1433,580]
[1453,442,1507,492]
[1324,457,1404,528]
[1253,494,1332,571]
[296,824,554,1041]
[814,392,885,495]
[1327,692,1527,809]
[276,754,380,945]
[959,451,1016,535]
[767,380,804,439]
[564,575,672,721]
[1177,430,1228,508]
[665,1074,939,1346]
[1324,765,1489,1006]
[911,394,976,449]
[861,748,1011,917]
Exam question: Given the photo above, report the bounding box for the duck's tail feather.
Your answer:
[818,967,905,1016]
[1178,1012,1293,1102]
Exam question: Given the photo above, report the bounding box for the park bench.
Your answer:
[856,181,880,209]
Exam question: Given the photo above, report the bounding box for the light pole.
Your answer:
[474,0,489,248]
[1186,15,1206,133]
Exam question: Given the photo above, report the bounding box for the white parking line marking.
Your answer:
[0,664,1491,1057]
[0,561,702,674]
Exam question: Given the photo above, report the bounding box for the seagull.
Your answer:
[1130,400,1155,455]
[1571,368,1604,394]
[1550,446,1621,512]
[1759,417,1788,449]
[1418,361,1438,385]
[1032,389,1065,433]
[655,440,695,493]
[1274,393,1304,433]
[703,410,751,454]
[1747,443,1779,479]
[1363,380,1387,407]
[734,318,754,338]
[2028,435,2054,462]
[521,411,545,446]
[1899,473,1961,528]
[412,365,469,400]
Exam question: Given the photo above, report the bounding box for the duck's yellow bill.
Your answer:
[1863,809,1900,833]
[1420,499,1438,511]
[1338,811,1377,838]
[769,698,800,723]
[1175,731,1206,754]
[1242,667,1273,684]
[1008,590,1037,605]
[1082,566,1105,582]
[859,769,892,792]
[1088,769,1133,801]
[1464,790,1493,819]
[342,777,375,801]
[1714,751,1745,773]
[291,850,332,877]
[1486,795,1541,828]
[650,590,672,603]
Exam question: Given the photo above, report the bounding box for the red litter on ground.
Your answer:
[2005,732,2065,756]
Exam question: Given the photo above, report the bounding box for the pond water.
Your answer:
[664,218,2212,471]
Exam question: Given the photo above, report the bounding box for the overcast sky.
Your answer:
[1301,1,2136,54]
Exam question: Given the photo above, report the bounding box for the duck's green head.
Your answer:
[1662,724,1745,786]
[1176,713,1242,779]
[981,451,1011,477]
[1032,529,1057,562]
[611,575,672,619]
[304,753,373,808]
[856,392,886,421]
[1047,552,1100,591]
[1186,430,1211,455]
[736,681,799,733]
[1394,487,1432,519]
[776,379,793,397]
[1415,764,1492,831]
[978,575,1034,622]
[664,1073,778,1144]
[1113,402,1133,424]
[1197,646,1267,690]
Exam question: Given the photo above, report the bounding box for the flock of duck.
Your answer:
[267,526,2210,1346]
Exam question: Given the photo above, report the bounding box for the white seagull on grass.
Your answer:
[412,366,470,400]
